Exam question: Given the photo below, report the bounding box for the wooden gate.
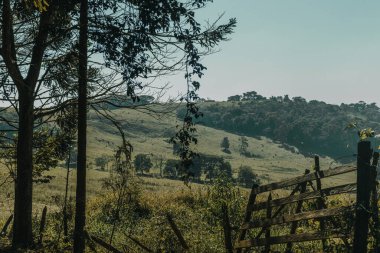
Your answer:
[234,141,380,253]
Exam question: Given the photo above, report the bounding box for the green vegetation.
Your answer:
[134,154,153,175]
[85,108,334,183]
[181,92,380,158]
[220,137,231,153]
[237,165,260,188]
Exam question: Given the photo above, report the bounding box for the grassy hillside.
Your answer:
[86,107,351,184]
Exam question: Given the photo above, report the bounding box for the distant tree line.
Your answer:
[178,91,380,158]
[93,151,261,188]
[102,152,260,188]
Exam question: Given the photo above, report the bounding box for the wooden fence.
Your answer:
[234,140,380,253]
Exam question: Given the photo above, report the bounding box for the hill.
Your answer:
[86,107,344,184]
[181,92,380,159]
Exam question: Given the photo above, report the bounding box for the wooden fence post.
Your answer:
[235,184,259,253]
[0,214,13,237]
[264,193,272,253]
[371,152,380,253]
[222,204,233,253]
[354,141,372,253]
[314,156,328,251]
[38,206,47,245]
[166,213,189,250]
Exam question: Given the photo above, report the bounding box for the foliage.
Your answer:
[220,136,230,153]
[163,159,180,178]
[345,121,376,141]
[0,127,74,183]
[95,155,111,171]
[237,165,260,188]
[182,91,380,158]
[238,136,249,156]
[85,175,246,253]
[191,154,232,180]
[134,154,153,175]
[227,95,241,102]
[205,174,245,230]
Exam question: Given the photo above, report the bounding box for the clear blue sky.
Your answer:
[166,0,380,105]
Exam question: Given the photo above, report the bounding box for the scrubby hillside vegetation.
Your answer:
[86,108,328,184]
[183,91,380,158]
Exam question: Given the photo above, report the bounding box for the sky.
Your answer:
[165,0,380,105]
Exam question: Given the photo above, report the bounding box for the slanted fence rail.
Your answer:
[234,140,379,253]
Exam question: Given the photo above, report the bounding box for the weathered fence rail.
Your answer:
[234,140,380,253]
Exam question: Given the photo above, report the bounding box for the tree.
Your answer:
[95,155,110,171]
[0,0,236,248]
[238,136,249,156]
[134,154,153,175]
[227,95,241,102]
[219,161,232,178]
[163,159,180,178]
[242,91,264,101]
[237,165,260,188]
[200,154,231,181]
[73,0,88,251]
[0,1,82,247]
[220,137,230,153]
[152,154,165,177]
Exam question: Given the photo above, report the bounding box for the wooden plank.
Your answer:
[241,206,354,229]
[166,213,189,250]
[252,183,356,211]
[286,171,308,252]
[314,156,328,252]
[235,231,350,248]
[86,232,124,253]
[0,214,13,237]
[235,184,259,253]
[252,165,356,195]
[125,235,154,253]
[254,182,302,240]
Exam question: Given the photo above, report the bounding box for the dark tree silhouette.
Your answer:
[134,154,153,175]
[221,137,230,153]
[237,165,260,188]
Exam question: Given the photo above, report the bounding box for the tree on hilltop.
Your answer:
[227,95,241,102]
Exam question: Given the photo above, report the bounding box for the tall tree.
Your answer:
[73,0,88,251]
[1,1,54,247]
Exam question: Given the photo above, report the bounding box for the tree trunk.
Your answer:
[12,89,34,248]
[73,0,88,252]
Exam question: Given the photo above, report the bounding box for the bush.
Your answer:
[237,165,260,188]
